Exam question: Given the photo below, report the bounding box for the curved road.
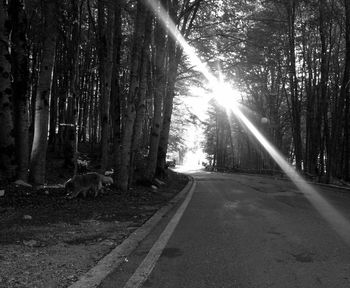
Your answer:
[102,171,350,288]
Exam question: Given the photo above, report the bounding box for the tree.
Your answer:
[343,0,350,180]
[62,0,82,174]
[119,0,148,191]
[111,0,123,183]
[285,0,303,171]
[0,1,15,180]
[8,0,29,181]
[145,0,168,181]
[29,0,57,184]
[99,0,115,171]
[129,9,152,184]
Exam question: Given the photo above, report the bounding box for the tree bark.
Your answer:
[0,1,16,180]
[29,0,57,184]
[99,0,115,172]
[129,10,152,184]
[119,0,147,191]
[111,1,122,182]
[146,2,167,181]
[48,69,57,149]
[286,0,303,170]
[318,0,331,181]
[157,41,181,174]
[8,0,29,181]
[63,0,82,174]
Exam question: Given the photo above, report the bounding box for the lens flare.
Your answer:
[212,81,240,109]
[146,0,350,245]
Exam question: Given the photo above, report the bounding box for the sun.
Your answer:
[187,80,242,119]
[211,80,241,112]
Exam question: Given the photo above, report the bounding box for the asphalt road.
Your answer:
[103,171,350,288]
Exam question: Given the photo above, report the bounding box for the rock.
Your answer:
[0,190,4,197]
[23,215,32,220]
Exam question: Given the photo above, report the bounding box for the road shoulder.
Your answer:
[69,176,195,288]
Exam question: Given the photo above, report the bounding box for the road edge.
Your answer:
[68,175,194,288]
[123,180,197,288]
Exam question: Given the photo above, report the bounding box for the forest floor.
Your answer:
[0,157,188,288]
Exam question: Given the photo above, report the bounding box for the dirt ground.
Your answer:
[0,166,188,288]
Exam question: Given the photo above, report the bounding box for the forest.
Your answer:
[0,0,349,191]
[201,0,350,184]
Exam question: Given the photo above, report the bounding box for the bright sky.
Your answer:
[179,87,209,168]
[187,86,211,120]
[182,81,242,168]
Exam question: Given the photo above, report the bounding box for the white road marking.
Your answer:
[123,181,197,288]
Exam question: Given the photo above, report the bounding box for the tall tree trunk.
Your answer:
[344,0,350,181]
[28,43,39,151]
[318,0,331,181]
[29,0,57,184]
[0,1,16,180]
[129,10,152,185]
[344,94,350,180]
[9,0,29,181]
[286,0,303,171]
[157,42,181,173]
[111,1,122,182]
[304,36,319,176]
[146,2,167,181]
[119,0,147,191]
[48,69,57,149]
[99,0,115,171]
[63,0,81,174]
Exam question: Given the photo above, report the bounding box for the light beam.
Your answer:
[145,0,350,245]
